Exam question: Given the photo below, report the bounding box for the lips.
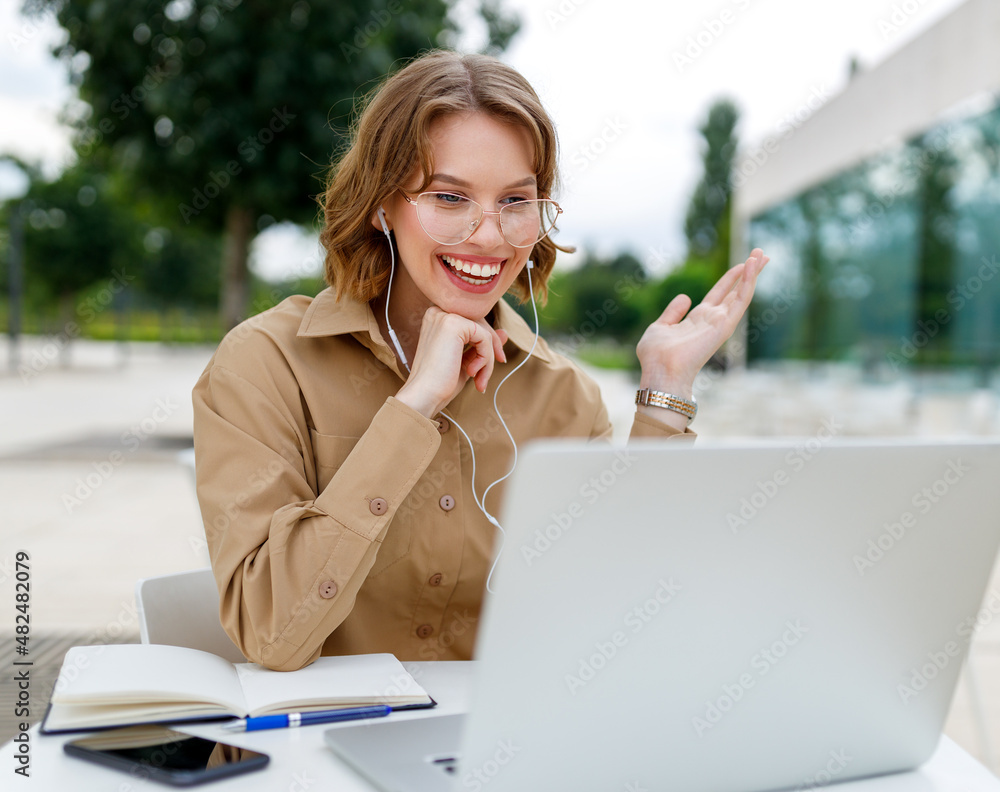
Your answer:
[440,254,503,286]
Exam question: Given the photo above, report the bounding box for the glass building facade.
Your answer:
[747,98,1000,374]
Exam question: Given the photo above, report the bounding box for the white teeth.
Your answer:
[441,255,501,282]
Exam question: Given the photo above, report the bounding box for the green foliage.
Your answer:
[478,0,520,56]
[650,259,716,319]
[910,130,958,364]
[137,224,222,307]
[22,0,520,326]
[30,0,459,227]
[683,98,739,281]
[539,251,648,346]
[6,158,222,314]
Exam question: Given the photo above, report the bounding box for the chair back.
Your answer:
[135,567,246,663]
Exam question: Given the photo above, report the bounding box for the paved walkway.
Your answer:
[1,336,999,770]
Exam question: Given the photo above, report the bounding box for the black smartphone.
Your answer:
[63,725,269,786]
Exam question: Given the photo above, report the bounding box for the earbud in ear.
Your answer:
[377,207,391,238]
[527,259,534,269]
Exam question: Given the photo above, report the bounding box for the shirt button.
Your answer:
[428,573,443,587]
[439,495,455,511]
[436,417,450,434]
[318,580,338,599]
[416,624,434,639]
[369,497,388,516]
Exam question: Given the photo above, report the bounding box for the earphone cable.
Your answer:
[379,215,538,594]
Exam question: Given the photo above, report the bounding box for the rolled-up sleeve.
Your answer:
[193,358,440,671]
[629,409,697,441]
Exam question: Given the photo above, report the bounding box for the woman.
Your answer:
[192,50,767,672]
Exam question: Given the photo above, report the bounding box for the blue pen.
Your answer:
[222,704,392,732]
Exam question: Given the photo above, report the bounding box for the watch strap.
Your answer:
[635,388,697,424]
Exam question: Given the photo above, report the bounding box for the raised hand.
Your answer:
[636,248,769,401]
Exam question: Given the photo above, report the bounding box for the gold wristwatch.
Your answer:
[635,389,697,425]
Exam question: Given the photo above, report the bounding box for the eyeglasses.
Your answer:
[399,190,562,248]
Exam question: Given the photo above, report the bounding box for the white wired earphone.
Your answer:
[377,206,539,592]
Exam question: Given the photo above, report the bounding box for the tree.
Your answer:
[909,131,958,364]
[17,162,136,314]
[683,98,739,282]
[26,0,521,328]
[646,98,740,366]
[540,251,648,352]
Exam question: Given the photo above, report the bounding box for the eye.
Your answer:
[431,192,468,206]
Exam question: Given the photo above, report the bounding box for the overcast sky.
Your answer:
[0,0,970,281]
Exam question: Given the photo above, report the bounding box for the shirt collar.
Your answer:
[297,287,551,363]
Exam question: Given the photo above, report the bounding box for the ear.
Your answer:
[372,206,391,236]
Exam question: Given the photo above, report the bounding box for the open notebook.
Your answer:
[41,644,433,734]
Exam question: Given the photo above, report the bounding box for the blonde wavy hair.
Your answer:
[319,49,569,305]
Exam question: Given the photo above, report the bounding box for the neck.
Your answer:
[372,289,424,370]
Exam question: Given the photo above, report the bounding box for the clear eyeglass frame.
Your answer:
[398,190,563,248]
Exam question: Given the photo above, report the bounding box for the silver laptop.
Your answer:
[326,439,1000,792]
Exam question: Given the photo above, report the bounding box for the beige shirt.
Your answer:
[192,288,691,671]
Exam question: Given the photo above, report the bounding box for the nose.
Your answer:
[467,209,506,247]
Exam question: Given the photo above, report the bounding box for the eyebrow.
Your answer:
[430,173,537,190]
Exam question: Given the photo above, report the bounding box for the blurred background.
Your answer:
[2,0,1000,771]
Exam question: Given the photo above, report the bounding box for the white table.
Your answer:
[14,662,1000,791]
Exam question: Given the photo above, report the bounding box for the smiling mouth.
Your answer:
[440,254,503,286]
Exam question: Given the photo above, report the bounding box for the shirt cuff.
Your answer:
[630,410,697,441]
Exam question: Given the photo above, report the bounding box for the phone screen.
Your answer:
[64,725,269,786]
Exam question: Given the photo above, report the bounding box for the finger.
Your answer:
[465,324,497,392]
[733,251,768,303]
[465,349,487,380]
[655,293,692,326]
[486,323,508,364]
[702,261,747,306]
